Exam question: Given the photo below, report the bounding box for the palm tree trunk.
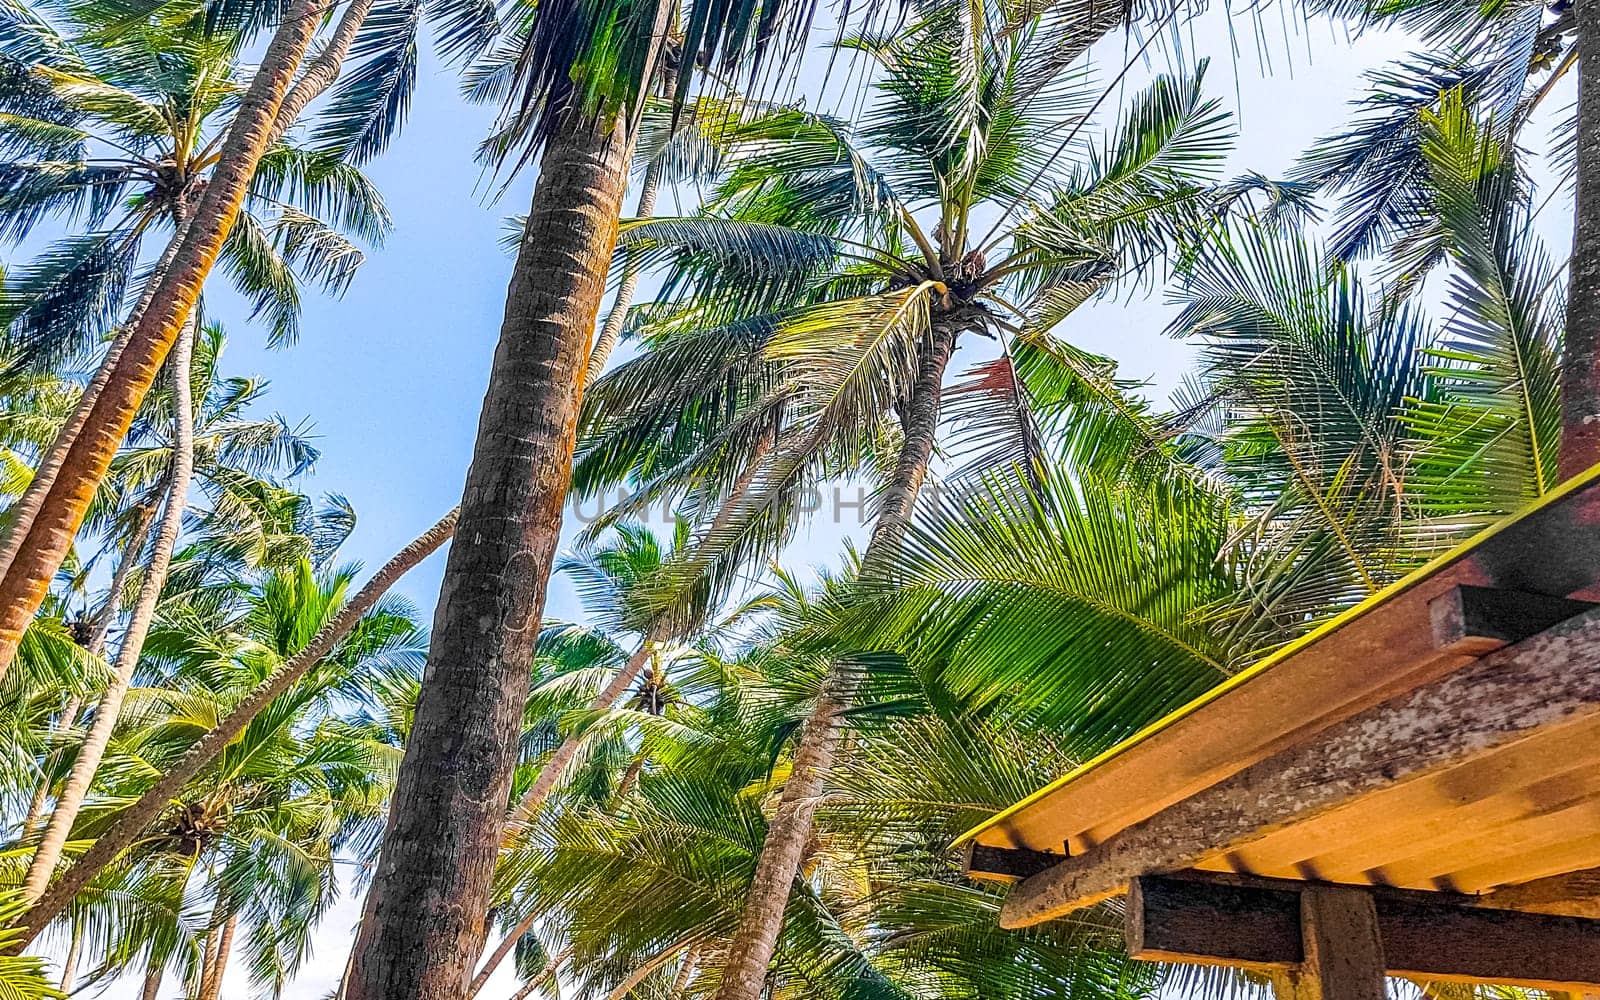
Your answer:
[18,500,159,841]
[672,944,700,993]
[85,501,159,655]
[585,157,664,382]
[0,0,372,610]
[1562,0,1600,479]
[140,965,162,1000]
[464,907,541,999]
[711,322,957,1000]
[20,315,197,905]
[14,508,458,947]
[506,636,657,827]
[501,423,776,832]
[197,913,237,1000]
[508,948,572,1000]
[59,921,80,992]
[346,105,640,1000]
[0,0,327,682]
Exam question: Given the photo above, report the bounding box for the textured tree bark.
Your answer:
[1562,0,1600,479]
[14,508,458,945]
[345,108,637,1000]
[20,315,196,905]
[586,157,664,382]
[0,0,324,681]
[712,322,958,1000]
[139,965,162,1000]
[197,912,237,1000]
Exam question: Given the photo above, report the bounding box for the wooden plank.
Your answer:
[1124,874,1600,990]
[1300,886,1385,1000]
[963,843,1063,882]
[1235,730,1600,884]
[1431,587,1599,652]
[968,469,1600,855]
[998,605,1600,927]
[1486,866,1600,918]
[1125,872,1300,968]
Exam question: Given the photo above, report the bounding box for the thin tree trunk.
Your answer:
[508,948,572,1000]
[346,104,641,1000]
[14,508,458,947]
[85,501,159,656]
[140,965,162,1000]
[672,945,700,993]
[18,501,159,841]
[197,913,236,1000]
[195,893,224,1000]
[0,0,326,681]
[585,157,664,382]
[59,921,80,992]
[1562,0,1600,479]
[0,0,372,610]
[502,423,775,833]
[464,907,541,999]
[19,775,49,840]
[20,316,197,905]
[710,323,957,1000]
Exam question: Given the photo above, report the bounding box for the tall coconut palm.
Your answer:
[348,0,1132,987]
[1300,0,1590,475]
[567,11,1232,988]
[13,553,425,985]
[17,320,322,906]
[0,0,415,680]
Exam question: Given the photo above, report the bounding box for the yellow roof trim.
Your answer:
[954,461,1600,849]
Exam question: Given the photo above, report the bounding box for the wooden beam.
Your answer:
[972,466,1600,857]
[963,843,1062,882]
[1431,586,1598,653]
[1487,866,1600,918]
[1125,874,1600,990]
[1126,873,1299,968]
[1300,886,1385,1000]
[998,605,1600,928]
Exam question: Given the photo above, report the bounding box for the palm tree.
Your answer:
[12,506,457,948]
[12,553,425,986]
[0,0,411,680]
[568,14,1231,991]
[17,320,322,906]
[17,306,197,906]
[348,0,1134,985]
[1172,92,1564,650]
[1300,0,1590,475]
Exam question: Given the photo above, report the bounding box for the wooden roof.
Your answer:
[960,464,1600,929]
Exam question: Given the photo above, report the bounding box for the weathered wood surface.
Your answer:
[999,605,1600,926]
[964,843,1064,881]
[1300,887,1385,1000]
[1126,873,1600,990]
[972,470,1600,856]
[1487,866,1600,918]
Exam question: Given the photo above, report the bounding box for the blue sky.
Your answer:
[208,8,1450,627]
[97,5,1576,994]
